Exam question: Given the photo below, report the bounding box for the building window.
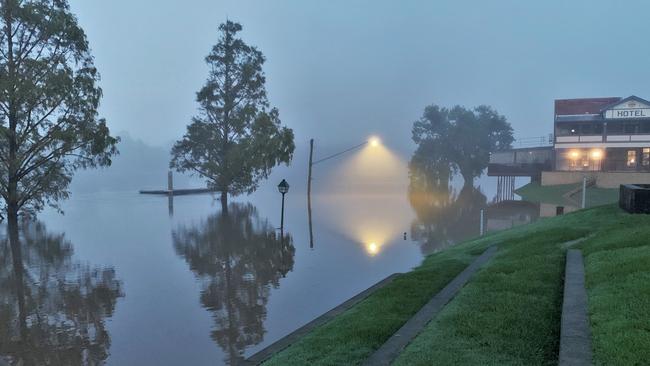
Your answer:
[641,122,650,134]
[608,123,624,134]
[627,150,637,168]
[562,149,603,171]
[581,124,594,135]
[593,124,604,134]
[643,148,650,167]
[625,123,638,134]
[557,123,580,136]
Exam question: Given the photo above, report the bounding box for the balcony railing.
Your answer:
[555,134,650,143]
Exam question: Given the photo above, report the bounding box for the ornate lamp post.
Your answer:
[278,179,290,233]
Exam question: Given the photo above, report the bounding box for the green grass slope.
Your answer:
[265,205,650,365]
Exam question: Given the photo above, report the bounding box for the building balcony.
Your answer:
[555,134,650,145]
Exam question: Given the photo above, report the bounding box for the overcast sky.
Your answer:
[69,0,650,153]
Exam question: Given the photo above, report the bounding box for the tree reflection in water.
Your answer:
[172,203,295,365]
[408,152,487,254]
[0,221,123,365]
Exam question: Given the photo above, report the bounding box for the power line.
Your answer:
[311,141,368,165]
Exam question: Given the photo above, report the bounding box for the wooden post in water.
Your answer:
[307,139,314,249]
[167,170,174,216]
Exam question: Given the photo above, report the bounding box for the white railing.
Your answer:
[512,134,554,148]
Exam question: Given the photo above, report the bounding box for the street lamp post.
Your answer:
[305,136,380,248]
[278,179,290,234]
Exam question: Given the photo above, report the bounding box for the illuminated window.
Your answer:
[643,148,650,167]
[627,150,637,168]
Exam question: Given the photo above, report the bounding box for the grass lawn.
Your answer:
[515,182,618,208]
[264,243,490,365]
[514,182,579,206]
[393,224,587,365]
[576,186,619,207]
[265,205,650,365]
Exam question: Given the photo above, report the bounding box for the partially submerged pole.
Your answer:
[280,191,286,237]
[167,171,174,216]
[308,139,313,195]
[308,139,314,248]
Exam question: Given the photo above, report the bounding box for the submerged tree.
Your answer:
[412,104,513,186]
[171,21,294,210]
[172,203,295,365]
[0,0,118,225]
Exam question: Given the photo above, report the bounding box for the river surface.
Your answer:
[0,171,540,365]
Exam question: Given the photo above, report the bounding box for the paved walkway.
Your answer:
[362,246,498,366]
[558,249,593,366]
[242,273,401,365]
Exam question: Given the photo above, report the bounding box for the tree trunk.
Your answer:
[221,191,228,214]
[461,170,474,188]
[7,200,18,226]
[7,210,27,337]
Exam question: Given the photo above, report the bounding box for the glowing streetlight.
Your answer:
[369,136,381,147]
[366,242,379,255]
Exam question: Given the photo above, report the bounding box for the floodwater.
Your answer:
[0,162,540,365]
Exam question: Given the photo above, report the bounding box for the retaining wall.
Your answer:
[541,171,650,188]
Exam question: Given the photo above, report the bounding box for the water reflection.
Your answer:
[485,200,539,231]
[172,203,295,365]
[314,142,411,257]
[0,221,123,365]
[408,152,540,253]
[409,181,487,254]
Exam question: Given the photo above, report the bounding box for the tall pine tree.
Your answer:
[171,21,294,209]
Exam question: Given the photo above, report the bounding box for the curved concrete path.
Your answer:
[558,249,593,366]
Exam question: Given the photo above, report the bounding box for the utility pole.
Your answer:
[307,139,314,248]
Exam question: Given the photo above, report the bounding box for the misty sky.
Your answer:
[69,0,650,154]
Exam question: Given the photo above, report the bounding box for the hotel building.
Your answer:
[554,95,650,172]
[488,95,650,190]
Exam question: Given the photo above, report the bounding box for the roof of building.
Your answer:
[555,97,621,116]
[599,95,650,112]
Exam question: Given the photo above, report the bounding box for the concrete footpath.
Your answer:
[558,249,593,366]
[362,245,498,366]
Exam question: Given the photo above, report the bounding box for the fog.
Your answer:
[67,0,650,193]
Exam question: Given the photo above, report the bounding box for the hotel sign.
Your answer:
[605,100,650,119]
[605,108,650,119]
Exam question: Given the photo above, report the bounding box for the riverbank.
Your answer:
[264,204,650,365]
